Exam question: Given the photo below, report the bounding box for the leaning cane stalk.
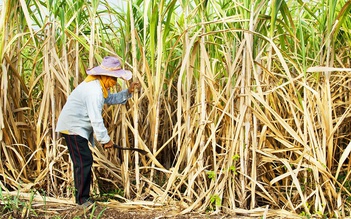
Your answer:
[128,0,141,194]
[121,88,130,198]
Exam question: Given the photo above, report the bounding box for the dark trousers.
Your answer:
[63,134,93,205]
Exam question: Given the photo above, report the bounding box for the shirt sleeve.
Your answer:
[104,89,132,105]
[85,92,110,144]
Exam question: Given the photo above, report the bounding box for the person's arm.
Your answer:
[86,92,111,145]
[104,89,131,105]
[104,82,140,105]
[128,82,140,93]
[102,82,140,148]
[103,139,114,148]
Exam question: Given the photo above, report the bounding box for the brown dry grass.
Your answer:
[1,0,351,218]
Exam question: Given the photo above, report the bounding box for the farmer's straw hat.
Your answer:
[86,56,132,80]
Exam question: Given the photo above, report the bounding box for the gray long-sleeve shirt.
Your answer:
[56,80,131,145]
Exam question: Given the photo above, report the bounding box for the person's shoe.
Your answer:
[80,199,94,208]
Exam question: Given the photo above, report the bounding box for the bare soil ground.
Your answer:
[1,202,247,219]
[0,197,301,219]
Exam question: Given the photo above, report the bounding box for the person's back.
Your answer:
[56,80,104,142]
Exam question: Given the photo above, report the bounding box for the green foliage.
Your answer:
[299,211,311,219]
[232,154,239,161]
[99,188,124,202]
[206,171,216,180]
[209,194,221,209]
[229,165,237,174]
[0,187,38,217]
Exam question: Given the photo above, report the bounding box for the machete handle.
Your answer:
[113,144,148,155]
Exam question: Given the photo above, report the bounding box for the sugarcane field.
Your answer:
[1,0,351,218]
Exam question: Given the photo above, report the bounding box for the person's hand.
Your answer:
[103,140,114,149]
[128,82,141,94]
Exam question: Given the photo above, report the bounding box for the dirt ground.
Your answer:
[68,205,231,219]
[1,202,244,219]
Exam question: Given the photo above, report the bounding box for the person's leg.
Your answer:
[63,134,93,205]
